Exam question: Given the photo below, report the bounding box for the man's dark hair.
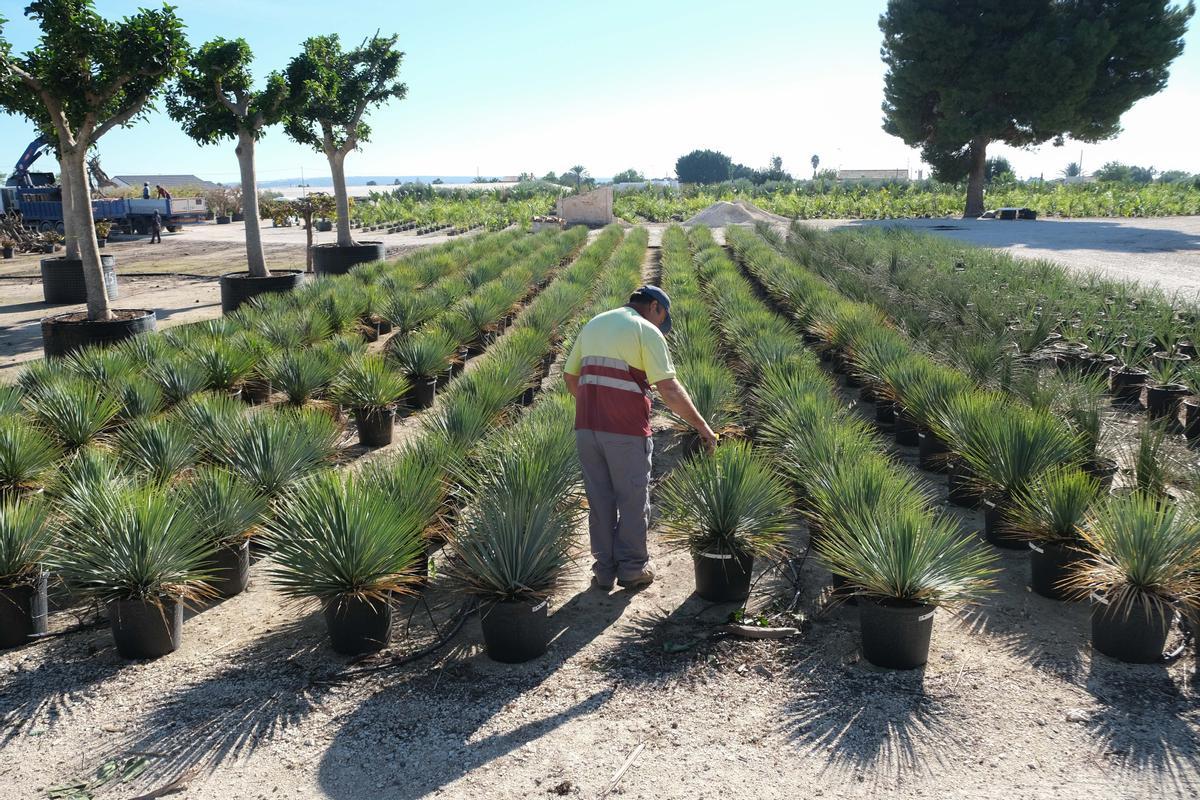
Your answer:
[628,291,654,308]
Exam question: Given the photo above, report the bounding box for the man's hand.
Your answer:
[656,378,717,453]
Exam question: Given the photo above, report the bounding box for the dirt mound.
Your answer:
[684,200,789,227]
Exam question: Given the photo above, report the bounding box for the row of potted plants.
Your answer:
[684,225,995,669]
[0,229,605,656]
[729,225,1200,665]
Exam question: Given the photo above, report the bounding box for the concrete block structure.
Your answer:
[556,186,613,227]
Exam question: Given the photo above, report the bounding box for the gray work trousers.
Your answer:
[575,429,653,582]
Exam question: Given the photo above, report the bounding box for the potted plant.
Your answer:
[262,349,342,408]
[51,483,214,659]
[658,441,793,603]
[1,238,15,260]
[1052,373,1117,489]
[0,498,52,648]
[95,221,112,248]
[39,231,61,254]
[213,406,340,500]
[266,472,426,655]
[1109,339,1154,405]
[332,354,410,447]
[1144,360,1189,421]
[391,330,456,409]
[1008,466,1103,600]
[25,378,121,452]
[113,416,198,487]
[0,416,62,498]
[181,467,268,598]
[821,504,997,669]
[1065,494,1200,663]
[445,398,581,662]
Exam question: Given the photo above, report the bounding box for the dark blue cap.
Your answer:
[632,285,671,335]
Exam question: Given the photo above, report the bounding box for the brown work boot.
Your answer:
[617,566,655,591]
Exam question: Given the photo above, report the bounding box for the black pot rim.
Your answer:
[861,596,934,610]
[221,269,305,280]
[312,241,384,250]
[42,308,154,326]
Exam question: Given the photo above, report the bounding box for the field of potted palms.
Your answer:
[727,222,1200,666]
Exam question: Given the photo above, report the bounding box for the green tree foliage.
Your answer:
[1095,162,1158,183]
[611,168,645,184]
[985,156,1015,184]
[880,0,1194,217]
[167,38,289,277]
[0,0,188,320]
[1062,161,1083,178]
[676,149,733,184]
[567,164,589,192]
[285,33,406,248]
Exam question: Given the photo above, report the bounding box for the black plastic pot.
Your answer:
[316,219,333,232]
[41,308,156,358]
[858,598,935,669]
[520,386,536,406]
[1082,353,1118,376]
[479,598,551,663]
[693,549,754,603]
[324,594,392,655]
[219,270,305,314]
[1091,595,1175,664]
[231,212,245,223]
[1144,383,1189,420]
[1183,397,1200,439]
[1109,366,1148,404]
[312,242,385,276]
[875,399,896,425]
[40,255,118,304]
[409,377,437,409]
[917,430,950,473]
[215,215,231,225]
[1029,540,1083,601]
[894,409,919,446]
[1082,457,1118,492]
[243,379,271,405]
[983,496,1024,550]
[355,406,395,447]
[207,540,250,598]
[1,246,13,259]
[946,459,982,508]
[108,597,183,659]
[859,384,878,403]
[0,574,48,649]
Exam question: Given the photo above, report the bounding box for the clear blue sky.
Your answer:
[2,0,1198,182]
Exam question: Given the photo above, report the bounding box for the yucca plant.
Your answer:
[114,417,198,486]
[111,376,165,420]
[51,482,214,658]
[265,471,428,654]
[263,349,341,407]
[1066,494,1200,662]
[179,467,268,597]
[0,497,53,647]
[0,416,62,497]
[668,360,738,440]
[148,357,208,406]
[1009,466,1103,600]
[214,407,339,499]
[1128,420,1177,501]
[170,392,247,463]
[359,438,451,534]
[25,379,120,451]
[191,338,259,393]
[658,441,793,603]
[0,386,22,416]
[333,354,410,409]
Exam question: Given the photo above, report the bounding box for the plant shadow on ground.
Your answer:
[1083,638,1200,789]
[0,620,126,746]
[316,588,631,800]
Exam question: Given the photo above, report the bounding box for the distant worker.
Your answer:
[150,209,162,244]
[563,286,717,592]
[142,181,150,199]
[156,184,171,200]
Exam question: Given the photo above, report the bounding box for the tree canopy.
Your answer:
[880,0,1194,215]
[612,168,644,184]
[676,149,732,184]
[167,38,289,144]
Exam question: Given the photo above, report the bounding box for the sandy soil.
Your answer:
[0,243,1196,800]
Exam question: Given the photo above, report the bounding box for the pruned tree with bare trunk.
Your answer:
[166,38,288,278]
[284,33,406,250]
[0,0,187,321]
[879,0,1193,218]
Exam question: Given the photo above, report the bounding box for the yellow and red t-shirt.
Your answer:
[563,307,676,437]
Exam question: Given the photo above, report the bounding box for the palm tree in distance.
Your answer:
[810,154,820,179]
[568,165,588,193]
[1061,161,1082,178]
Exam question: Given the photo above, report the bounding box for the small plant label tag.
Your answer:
[531,598,549,613]
[700,552,733,560]
[1028,543,1045,554]
[917,611,935,622]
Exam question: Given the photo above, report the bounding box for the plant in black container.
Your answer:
[659,441,792,604]
[1008,466,1102,600]
[25,378,120,452]
[52,484,214,659]
[0,498,52,648]
[1065,494,1200,663]
[180,468,268,598]
[445,397,581,663]
[391,330,456,409]
[333,354,409,447]
[1144,360,1189,421]
[822,504,996,669]
[0,416,62,498]
[213,406,340,500]
[266,472,426,655]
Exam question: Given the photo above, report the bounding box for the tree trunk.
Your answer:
[63,151,111,320]
[327,148,355,248]
[304,212,314,273]
[59,158,81,260]
[236,131,270,278]
[963,138,988,219]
